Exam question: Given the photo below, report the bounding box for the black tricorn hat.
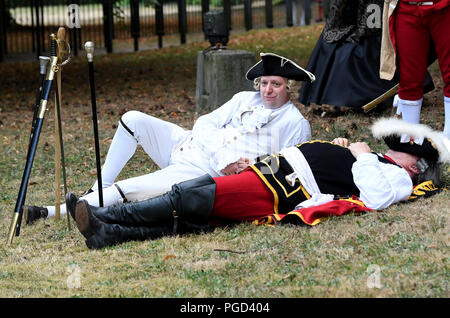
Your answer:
[246,52,315,82]
[371,118,450,163]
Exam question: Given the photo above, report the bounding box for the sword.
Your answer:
[54,27,71,229]
[16,56,50,229]
[362,84,399,113]
[7,34,59,245]
[85,41,104,207]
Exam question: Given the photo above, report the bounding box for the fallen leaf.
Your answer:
[162,254,176,261]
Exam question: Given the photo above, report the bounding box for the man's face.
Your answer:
[259,76,290,109]
[396,151,420,178]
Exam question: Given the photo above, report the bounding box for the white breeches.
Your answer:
[92,110,191,191]
[92,110,214,202]
[81,162,208,206]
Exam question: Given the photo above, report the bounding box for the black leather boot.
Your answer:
[81,174,217,234]
[86,224,172,249]
[74,199,171,249]
[72,174,217,248]
[65,191,175,227]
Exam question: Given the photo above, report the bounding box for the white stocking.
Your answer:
[397,97,424,144]
[398,97,423,124]
[46,185,123,217]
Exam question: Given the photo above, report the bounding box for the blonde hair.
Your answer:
[253,77,297,92]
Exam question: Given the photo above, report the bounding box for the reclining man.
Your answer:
[24,52,316,224]
[68,118,449,249]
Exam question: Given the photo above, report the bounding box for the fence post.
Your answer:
[178,0,187,44]
[130,0,140,51]
[155,1,164,48]
[34,0,43,59]
[223,0,231,30]
[103,0,114,53]
[244,0,252,31]
[265,0,273,28]
[39,0,45,53]
[304,0,311,25]
[0,0,4,62]
[30,1,34,53]
[286,0,293,27]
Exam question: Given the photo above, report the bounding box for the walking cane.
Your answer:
[7,34,60,245]
[85,41,104,207]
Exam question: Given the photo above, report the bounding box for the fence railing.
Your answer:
[0,0,326,62]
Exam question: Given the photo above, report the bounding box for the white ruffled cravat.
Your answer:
[238,105,273,133]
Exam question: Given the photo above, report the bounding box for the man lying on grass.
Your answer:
[67,118,449,249]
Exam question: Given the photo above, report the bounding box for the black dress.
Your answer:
[299,0,434,109]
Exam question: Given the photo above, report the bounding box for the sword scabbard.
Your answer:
[6,34,59,245]
[362,84,399,113]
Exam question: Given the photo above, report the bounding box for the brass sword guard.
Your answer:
[56,27,71,67]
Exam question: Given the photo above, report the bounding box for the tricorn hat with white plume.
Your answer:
[371,118,450,164]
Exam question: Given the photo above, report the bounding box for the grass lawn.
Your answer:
[0,24,448,299]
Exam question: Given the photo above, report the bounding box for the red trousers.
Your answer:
[395,1,450,100]
[210,169,274,223]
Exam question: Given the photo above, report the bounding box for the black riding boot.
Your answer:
[86,174,217,233]
[74,199,172,249]
[86,224,172,249]
[72,174,216,248]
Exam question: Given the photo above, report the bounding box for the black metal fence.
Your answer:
[0,0,326,62]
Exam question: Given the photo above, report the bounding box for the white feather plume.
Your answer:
[371,117,450,163]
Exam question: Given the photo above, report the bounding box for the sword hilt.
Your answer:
[56,27,71,67]
[50,34,57,57]
[39,56,50,75]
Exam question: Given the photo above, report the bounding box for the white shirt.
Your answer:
[351,153,413,210]
[170,91,311,176]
